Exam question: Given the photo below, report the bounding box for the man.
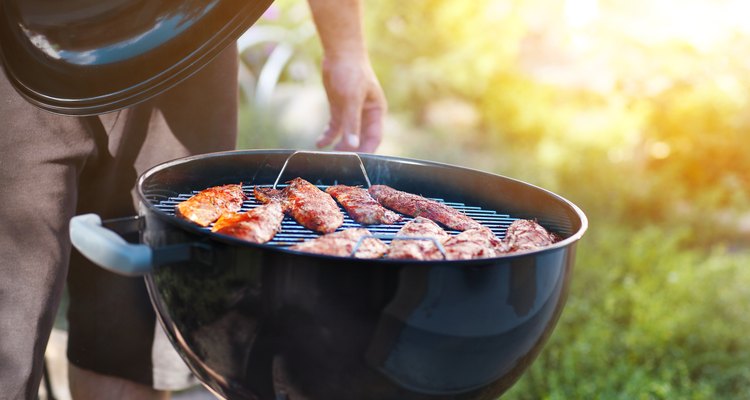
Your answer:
[0,0,386,398]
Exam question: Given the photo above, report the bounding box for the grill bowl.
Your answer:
[74,150,587,399]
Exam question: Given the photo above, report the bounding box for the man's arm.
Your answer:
[307,0,387,153]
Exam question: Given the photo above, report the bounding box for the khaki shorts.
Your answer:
[0,46,238,393]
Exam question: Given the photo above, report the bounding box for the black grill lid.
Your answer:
[0,0,273,115]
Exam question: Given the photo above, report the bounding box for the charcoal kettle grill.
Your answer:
[70,150,587,400]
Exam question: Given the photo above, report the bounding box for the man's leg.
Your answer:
[67,45,239,395]
[69,364,169,400]
[0,69,94,399]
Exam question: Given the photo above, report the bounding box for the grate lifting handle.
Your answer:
[350,235,447,259]
[273,150,372,189]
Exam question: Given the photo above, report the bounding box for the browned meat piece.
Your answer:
[386,217,450,261]
[176,184,245,227]
[290,228,388,259]
[286,178,344,233]
[503,219,559,253]
[443,227,509,260]
[211,202,284,244]
[253,186,287,208]
[325,185,402,225]
[368,185,483,231]
[255,178,344,234]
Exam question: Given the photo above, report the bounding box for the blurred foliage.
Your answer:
[237,0,323,150]
[504,223,750,399]
[240,0,750,397]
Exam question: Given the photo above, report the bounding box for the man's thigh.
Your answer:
[66,45,240,390]
[0,67,95,399]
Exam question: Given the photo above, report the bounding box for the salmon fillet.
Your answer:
[254,178,344,234]
[290,228,388,258]
[368,185,482,231]
[503,219,558,253]
[325,185,402,225]
[176,184,245,227]
[211,202,284,244]
[386,217,450,261]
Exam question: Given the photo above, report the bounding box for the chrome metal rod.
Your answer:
[272,150,372,189]
[350,234,447,258]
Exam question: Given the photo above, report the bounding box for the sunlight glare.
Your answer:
[564,0,599,28]
[649,141,671,160]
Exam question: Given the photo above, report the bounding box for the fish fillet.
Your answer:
[369,185,482,231]
[503,219,558,253]
[211,202,284,244]
[255,178,344,234]
[290,228,388,258]
[386,217,450,261]
[326,185,401,225]
[176,184,245,227]
[443,227,509,260]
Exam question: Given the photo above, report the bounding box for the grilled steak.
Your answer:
[176,184,245,227]
[443,227,509,260]
[325,185,402,225]
[211,202,284,244]
[368,185,483,231]
[255,178,344,234]
[386,217,450,260]
[503,219,558,252]
[290,228,388,259]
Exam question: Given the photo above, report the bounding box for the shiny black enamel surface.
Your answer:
[0,0,273,115]
[136,150,587,400]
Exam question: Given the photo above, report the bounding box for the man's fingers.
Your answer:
[332,99,363,151]
[316,124,340,148]
[333,132,360,151]
[316,61,386,153]
[358,104,384,153]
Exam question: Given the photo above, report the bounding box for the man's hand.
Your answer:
[307,0,386,153]
[316,55,386,153]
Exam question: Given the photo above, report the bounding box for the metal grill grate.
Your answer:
[154,184,517,247]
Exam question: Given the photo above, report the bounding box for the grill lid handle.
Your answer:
[70,213,153,276]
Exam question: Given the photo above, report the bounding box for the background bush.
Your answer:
[239,0,750,397]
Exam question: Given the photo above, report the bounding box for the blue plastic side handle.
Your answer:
[69,213,153,276]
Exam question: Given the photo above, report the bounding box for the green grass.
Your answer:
[504,222,750,399]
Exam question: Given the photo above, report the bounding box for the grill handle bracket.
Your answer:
[273,150,372,189]
[70,214,154,276]
[70,214,202,276]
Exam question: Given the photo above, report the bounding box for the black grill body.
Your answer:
[124,150,587,400]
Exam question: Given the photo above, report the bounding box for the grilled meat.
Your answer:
[211,202,284,244]
[255,178,344,234]
[176,184,245,227]
[325,185,402,225]
[286,178,344,233]
[443,227,509,260]
[253,186,287,208]
[386,217,450,261]
[290,228,388,259]
[503,219,558,253]
[369,185,483,231]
